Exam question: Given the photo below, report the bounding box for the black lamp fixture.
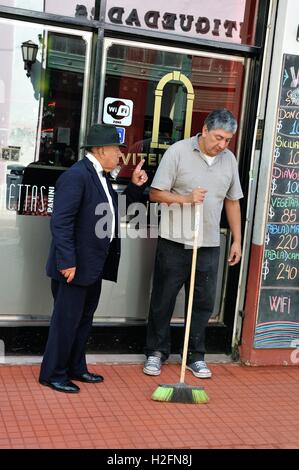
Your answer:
[21,40,38,77]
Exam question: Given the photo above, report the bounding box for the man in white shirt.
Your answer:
[144,109,243,379]
[40,124,148,393]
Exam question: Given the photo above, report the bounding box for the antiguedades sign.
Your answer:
[105,0,248,43]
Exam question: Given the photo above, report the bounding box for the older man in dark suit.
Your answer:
[39,124,148,393]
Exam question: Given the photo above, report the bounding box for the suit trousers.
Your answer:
[145,237,220,363]
[39,278,102,383]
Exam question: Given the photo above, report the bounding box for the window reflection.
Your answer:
[37,33,86,168]
[0,20,89,217]
[104,44,244,184]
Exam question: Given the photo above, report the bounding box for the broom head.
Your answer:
[151,383,209,404]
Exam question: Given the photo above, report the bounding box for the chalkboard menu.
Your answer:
[254,54,299,349]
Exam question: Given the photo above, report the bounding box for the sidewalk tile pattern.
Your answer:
[0,363,298,448]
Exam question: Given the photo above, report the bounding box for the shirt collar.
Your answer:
[86,152,104,174]
[191,134,201,152]
[191,133,226,163]
[191,134,207,164]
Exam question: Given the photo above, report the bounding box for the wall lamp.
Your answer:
[21,40,38,77]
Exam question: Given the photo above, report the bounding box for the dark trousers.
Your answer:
[39,278,102,383]
[145,237,220,364]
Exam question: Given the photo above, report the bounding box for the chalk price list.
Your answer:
[256,54,299,339]
[262,83,299,288]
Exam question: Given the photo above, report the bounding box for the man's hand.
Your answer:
[131,159,148,186]
[228,241,242,266]
[60,267,76,283]
[186,188,208,204]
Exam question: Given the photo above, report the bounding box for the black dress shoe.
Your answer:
[39,379,80,393]
[70,372,104,383]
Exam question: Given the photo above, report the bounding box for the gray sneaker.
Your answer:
[186,360,212,379]
[143,356,162,376]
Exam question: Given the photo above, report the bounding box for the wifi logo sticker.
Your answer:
[103,97,133,126]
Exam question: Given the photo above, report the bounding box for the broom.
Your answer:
[151,203,209,404]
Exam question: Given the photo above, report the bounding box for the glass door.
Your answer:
[95,38,246,323]
[99,39,245,182]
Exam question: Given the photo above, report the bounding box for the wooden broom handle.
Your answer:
[180,203,201,383]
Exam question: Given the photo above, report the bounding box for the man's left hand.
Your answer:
[228,241,242,266]
[131,159,148,186]
[60,266,76,283]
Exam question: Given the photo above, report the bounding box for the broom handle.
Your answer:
[179,203,201,384]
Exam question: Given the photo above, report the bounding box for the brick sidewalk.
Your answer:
[0,362,298,449]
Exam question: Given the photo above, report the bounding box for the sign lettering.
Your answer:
[105,0,247,44]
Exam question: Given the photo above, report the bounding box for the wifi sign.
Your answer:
[103,97,133,126]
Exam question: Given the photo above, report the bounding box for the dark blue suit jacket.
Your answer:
[46,157,144,286]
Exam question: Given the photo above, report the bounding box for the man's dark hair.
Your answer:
[204,108,237,134]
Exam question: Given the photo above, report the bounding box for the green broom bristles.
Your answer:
[151,383,209,404]
[152,386,174,402]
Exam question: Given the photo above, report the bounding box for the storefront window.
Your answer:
[102,41,245,184]
[0,18,92,319]
[0,20,91,217]
[0,0,96,19]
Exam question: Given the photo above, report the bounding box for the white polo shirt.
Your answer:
[151,134,243,247]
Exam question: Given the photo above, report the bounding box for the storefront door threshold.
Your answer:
[1,353,233,366]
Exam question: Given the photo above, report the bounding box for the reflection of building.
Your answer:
[107,49,243,130]
[0,0,298,367]
[191,57,244,113]
[38,33,86,166]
